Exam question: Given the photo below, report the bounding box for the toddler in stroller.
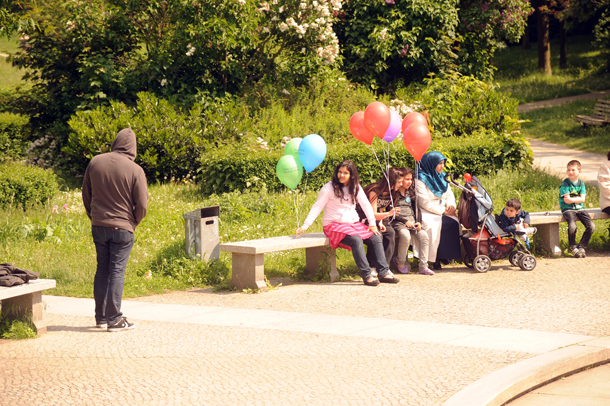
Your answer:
[449,173,537,273]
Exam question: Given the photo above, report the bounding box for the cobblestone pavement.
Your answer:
[1,313,529,406]
[135,255,610,337]
[2,256,605,405]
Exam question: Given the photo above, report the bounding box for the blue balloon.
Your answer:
[298,134,327,173]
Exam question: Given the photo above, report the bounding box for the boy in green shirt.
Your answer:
[559,160,595,258]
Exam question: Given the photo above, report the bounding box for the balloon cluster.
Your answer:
[349,102,431,162]
[276,134,327,190]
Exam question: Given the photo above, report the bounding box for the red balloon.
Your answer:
[403,123,431,162]
[363,102,391,139]
[401,112,428,135]
[464,173,472,183]
[349,111,375,145]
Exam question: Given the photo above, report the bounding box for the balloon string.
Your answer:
[299,172,309,227]
[370,143,395,222]
[293,189,300,230]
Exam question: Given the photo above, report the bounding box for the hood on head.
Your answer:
[111,128,137,161]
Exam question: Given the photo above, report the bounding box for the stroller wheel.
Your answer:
[473,255,491,273]
[509,251,524,267]
[519,254,537,271]
[463,254,474,269]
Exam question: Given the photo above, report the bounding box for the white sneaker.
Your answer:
[370,268,377,277]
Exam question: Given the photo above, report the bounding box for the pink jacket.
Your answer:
[302,182,376,229]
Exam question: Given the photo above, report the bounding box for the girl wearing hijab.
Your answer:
[415,151,461,270]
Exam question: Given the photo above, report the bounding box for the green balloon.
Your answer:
[276,155,303,190]
[284,138,302,160]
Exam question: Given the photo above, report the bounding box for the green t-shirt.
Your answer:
[559,178,586,212]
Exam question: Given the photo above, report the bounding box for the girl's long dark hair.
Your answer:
[363,167,405,203]
[332,160,360,203]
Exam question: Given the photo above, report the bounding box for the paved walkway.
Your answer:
[530,139,605,185]
[517,89,610,113]
[2,253,610,406]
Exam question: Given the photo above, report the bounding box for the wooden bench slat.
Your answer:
[574,99,610,126]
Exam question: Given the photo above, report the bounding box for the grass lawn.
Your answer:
[1,167,608,298]
[0,34,26,88]
[494,35,610,104]
[520,99,610,155]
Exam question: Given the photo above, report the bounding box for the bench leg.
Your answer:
[230,253,267,292]
[305,246,338,282]
[2,291,47,334]
[537,223,562,257]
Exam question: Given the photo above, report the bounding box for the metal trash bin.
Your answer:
[183,206,220,260]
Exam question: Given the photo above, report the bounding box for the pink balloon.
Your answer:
[364,102,391,139]
[349,111,375,145]
[382,110,401,143]
[401,112,428,135]
[403,122,431,162]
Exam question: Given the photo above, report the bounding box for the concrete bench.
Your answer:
[220,232,337,292]
[0,279,56,334]
[529,208,609,256]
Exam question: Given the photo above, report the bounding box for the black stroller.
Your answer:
[447,174,537,273]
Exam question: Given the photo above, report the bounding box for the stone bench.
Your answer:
[0,279,56,334]
[220,232,337,292]
[529,208,609,256]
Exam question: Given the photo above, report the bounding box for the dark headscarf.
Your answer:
[419,151,448,198]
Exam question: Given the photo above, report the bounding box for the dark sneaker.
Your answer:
[107,317,135,332]
[96,322,107,329]
[579,248,586,258]
[571,247,582,258]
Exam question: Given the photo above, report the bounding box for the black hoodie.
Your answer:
[82,128,148,232]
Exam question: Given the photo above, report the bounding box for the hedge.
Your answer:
[197,129,532,195]
[0,113,29,161]
[0,162,59,210]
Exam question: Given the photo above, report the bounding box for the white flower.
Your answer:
[238,0,246,4]
[279,22,288,31]
[160,79,167,86]
[65,21,76,31]
[272,16,279,21]
[278,5,284,12]
[301,47,306,53]
[258,2,270,11]
[282,88,291,95]
[186,44,196,56]
[311,22,318,28]
[296,25,306,34]
[379,28,388,40]
[263,27,270,33]
[286,17,297,27]
[300,2,307,8]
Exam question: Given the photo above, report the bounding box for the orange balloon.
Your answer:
[403,122,431,162]
[363,102,391,139]
[349,111,375,145]
[401,112,428,135]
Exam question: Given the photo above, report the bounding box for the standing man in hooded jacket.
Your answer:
[82,128,148,332]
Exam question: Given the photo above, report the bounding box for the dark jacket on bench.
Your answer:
[0,263,40,287]
[499,208,531,234]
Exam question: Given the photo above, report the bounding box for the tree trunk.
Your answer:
[560,20,567,69]
[537,8,552,75]
[522,24,531,50]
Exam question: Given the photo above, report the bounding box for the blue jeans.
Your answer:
[92,226,134,325]
[340,233,390,280]
[563,210,595,249]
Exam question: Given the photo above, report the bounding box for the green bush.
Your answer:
[66,92,249,181]
[0,112,28,161]
[0,162,58,210]
[412,73,520,138]
[198,130,529,195]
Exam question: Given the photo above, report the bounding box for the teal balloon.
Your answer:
[284,138,302,160]
[298,134,326,173]
[276,155,303,190]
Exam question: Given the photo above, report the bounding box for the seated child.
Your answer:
[390,168,433,275]
[499,198,537,244]
[559,160,595,258]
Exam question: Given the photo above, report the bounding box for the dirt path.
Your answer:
[518,89,610,113]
